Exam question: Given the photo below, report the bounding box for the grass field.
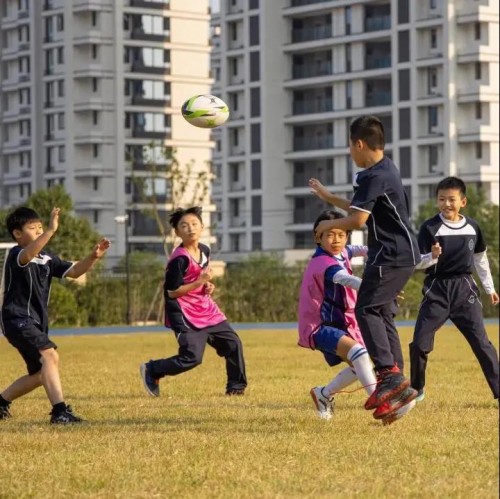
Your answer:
[0,325,498,498]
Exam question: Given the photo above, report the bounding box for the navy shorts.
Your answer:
[313,325,348,367]
[2,318,57,375]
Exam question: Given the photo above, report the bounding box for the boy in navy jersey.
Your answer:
[139,206,247,397]
[309,115,420,421]
[0,207,110,423]
[410,177,499,401]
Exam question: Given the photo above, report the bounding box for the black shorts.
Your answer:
[2,318,57,375]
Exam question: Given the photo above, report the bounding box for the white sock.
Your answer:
[347,344,377,396]
[323,366,358,398]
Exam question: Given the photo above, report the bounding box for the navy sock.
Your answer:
[0,395,11,407]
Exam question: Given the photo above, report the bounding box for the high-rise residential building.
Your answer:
[210,0,499,261]
[0,0,214,260]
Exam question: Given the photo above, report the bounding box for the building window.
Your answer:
[93,144,99,158]
[93,111,98,125]
[91,11,98,27]
[252,232,262,251]
[58,112,64,129]
[93,210,99,224]
[475,102,482,120]
[92,44,98,59]
[56,14,64,32]
[57,47,64,64]
[429,0,437,9]
[474,22,481,41]
[430,29,437,49]
[58,145,65,162]
[251,196,262,226]
[345,6,351,35]
[57,80,64,97]
[92,77,98,92]
[475,62,481,80]
[251,159,261,189]
[93,177,99,190]
[428,106,438,132]
[475,142,482,159]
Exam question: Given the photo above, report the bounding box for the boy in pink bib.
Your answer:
[139,207,247,397]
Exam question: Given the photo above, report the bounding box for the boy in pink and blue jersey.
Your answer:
[139,207,247,397]
[298,210,416,424]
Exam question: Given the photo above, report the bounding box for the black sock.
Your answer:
[52,402,67,414]
[0,395,11,407]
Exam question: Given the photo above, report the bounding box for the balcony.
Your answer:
[18,42,30,51]
[132,128,171,139]
[18,74,30,82]
[292,62,332,79]
[364,16,391,32]
[43,0,53,9]
[131,61,171,75]
[18,10,30,19]
[293,98,332,115]
[293,136,333,151]
[20,138,31,146]
[365,55,391,70]
[130,0,169,9]
[131,95,171,107]
[365,91,392,107]
[290,0,332,6]
[20,106,31,114]
[131,29,170,43]
[291,25,332,43]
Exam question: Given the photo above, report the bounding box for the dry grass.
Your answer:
[0,325,498,498]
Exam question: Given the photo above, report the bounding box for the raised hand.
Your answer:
[93,239,111,259]
[49,207,61,233]
[309,178,331,202]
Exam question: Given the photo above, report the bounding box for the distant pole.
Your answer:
[115,214,131,325]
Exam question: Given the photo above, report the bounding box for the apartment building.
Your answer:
[0,0,214,259]
[210,0,499,261]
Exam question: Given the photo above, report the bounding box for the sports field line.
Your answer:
[48,319,499,336]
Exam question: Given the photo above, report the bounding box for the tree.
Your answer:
[0,186,101,259]
[131,144,211,257]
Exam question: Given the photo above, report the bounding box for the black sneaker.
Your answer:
[50,405,84,425]
[140,362,160,397]
[226,389,245,396]
[373,386,418,420]
[0,405,12,420]
[365,366,409,410]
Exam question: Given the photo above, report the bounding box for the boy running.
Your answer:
[140,206,247,397]
[309,115,420,420]
[0,207,110,424]
[410,177,499,401]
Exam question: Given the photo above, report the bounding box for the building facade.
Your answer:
[0,0,215,260]
[210,0,499,261]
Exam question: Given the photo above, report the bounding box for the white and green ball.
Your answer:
[181,94,230,129]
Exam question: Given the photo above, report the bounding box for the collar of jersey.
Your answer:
[438,212,466,229]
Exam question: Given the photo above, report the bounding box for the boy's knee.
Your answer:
[40,348,59,365]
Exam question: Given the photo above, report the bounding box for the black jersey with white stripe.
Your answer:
[417,213,486,278]
[0,246,73,332]
[350,156,421,267]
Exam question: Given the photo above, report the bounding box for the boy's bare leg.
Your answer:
[1,373,42,402]
[40,348,64,405]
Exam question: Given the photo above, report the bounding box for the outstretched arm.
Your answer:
[66,239,111,279]
[19,207,60,265]
[309,178,352,212]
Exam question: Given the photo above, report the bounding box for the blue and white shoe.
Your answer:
[140,362,160,397]
[310,387,335,420]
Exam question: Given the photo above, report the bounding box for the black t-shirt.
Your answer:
[418,214,486,278]
[0,246,73,332]
[350,156,421,267]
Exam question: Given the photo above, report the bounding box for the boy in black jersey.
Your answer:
[410,177,499,401]
[309,115,419,421]
[0,207,110,423]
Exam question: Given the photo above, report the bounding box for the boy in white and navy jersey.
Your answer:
[410,177,499,401]
[0,207,110,424]
[139,206,247,397]
[309,115,419,421]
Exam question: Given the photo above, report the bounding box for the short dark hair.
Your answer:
[350,115,385,150]
[6,207,41,240]
[313,209,349,243]
[169,206,203,229]
[436,177,467,198]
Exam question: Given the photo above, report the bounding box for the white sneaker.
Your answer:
[415,389,425,403]
[382,399,416,426]
[310,387,335,420]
